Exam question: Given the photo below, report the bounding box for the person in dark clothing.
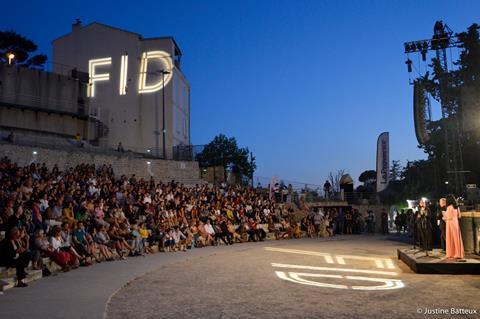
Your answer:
[437,198,447,251]
[323,180,331,199]
[416,200,433,255]
[219,219,233,245]
[381,210,389,235]
[247,218,266,242]
[0,227,31,287]
[5,206,26,235]
[212,220,230,245]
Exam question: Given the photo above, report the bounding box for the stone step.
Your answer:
[0,269,43,292]
[0,267,16,278]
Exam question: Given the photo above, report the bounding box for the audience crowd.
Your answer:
[0,157,303,287]
[0,156,380,288]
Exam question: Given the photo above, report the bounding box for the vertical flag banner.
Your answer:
[376,132,390,192]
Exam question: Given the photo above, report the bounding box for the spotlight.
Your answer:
[146,161,151,165]
[421,50,427,61]
[32,151,38,155]
[405,59,412,73]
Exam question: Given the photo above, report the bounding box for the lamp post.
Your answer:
[150,70,171,159]
[7,53,15,65]
[161,70,171,159]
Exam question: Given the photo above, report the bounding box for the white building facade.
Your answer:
[52,21,190,156]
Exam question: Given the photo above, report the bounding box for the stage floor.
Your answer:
[398,248,480,274]
[106,237,480,319]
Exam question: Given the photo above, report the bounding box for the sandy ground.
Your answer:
[106,236,480,319]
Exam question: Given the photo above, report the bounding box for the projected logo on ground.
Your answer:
[265,247,404,291]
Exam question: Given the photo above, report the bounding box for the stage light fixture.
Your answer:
[421,50,427,61]
[405,59,412,73]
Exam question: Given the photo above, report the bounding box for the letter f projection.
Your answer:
[88,57,112,97]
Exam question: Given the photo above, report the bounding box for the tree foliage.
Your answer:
[358,170,376,185]
[389,160,402,181]
[197,134,256,183]
[0,30,47,68]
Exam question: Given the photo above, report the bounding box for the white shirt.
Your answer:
[204,223,215,235]
[40,199,49,212]
[143,195,152,204]
[50,236,64,251]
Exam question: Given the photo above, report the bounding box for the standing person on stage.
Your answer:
[416,199,432,254]
[436,198,447,252]
[443,195,464,260]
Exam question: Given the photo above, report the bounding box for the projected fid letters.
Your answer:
[265,247,404,291]
[87,50,173,97]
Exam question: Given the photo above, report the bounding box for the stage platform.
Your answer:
[398,248,480,274]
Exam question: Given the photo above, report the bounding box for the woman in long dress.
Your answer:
[442,195,464,259]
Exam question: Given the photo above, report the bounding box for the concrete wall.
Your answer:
[0,64,93,139]
[0,64,84,114]
[0,108,89,138]
[52,22,190,153]
[0,143,200,182]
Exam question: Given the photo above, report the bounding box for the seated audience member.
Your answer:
[93,226,114,261]
[129,224,145,256]
[73,221,99,262]
[138,223,153,254]
[62,202,75,226]
[227,220,243,243]
[198,221,213,245]
[61,222,90,266]
[267,216,280,240]
[213,219,231,245]
[171,226,187,251]
[247,218,266,242]
[44,207,62,232]
[0,227,31,287]
[49,226,78,270]
[107,224,132,259]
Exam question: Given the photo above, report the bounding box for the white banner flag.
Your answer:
[376,132,390,192]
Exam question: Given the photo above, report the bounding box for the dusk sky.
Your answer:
[2,0,479,186]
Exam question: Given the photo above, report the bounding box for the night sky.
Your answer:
[2,0,479,186]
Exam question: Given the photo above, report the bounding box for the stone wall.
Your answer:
[0,143,200,183]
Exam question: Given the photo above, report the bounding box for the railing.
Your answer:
[0,131,201,162]
[253,175,379,204]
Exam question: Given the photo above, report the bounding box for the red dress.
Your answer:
[443,206,464,259]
